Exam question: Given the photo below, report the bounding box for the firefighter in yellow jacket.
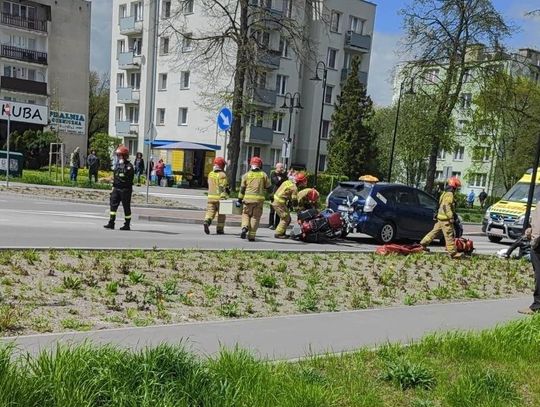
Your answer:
[237,157,271,241]
[204,157,229,235]
[272,172,308,239]
[420,176,463,258]
[297,188,320,211]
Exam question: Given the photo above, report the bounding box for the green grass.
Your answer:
[1,316,540,406]
[0,167,112,190]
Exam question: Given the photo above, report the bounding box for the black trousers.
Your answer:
[89,170,98,183]
[269,198,280,227]
[110,188,132,220]
[530,247,540,310]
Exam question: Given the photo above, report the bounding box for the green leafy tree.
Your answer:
[5,130,57,170]
[88,71,110,143]
[327,57,378,180]
[89,133,121,170]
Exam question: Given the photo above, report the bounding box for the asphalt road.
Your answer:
[0,193,507,253]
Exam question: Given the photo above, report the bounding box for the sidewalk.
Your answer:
[2,297,528,359]
[137,207,271,227]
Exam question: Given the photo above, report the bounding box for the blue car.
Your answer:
[326,181,438,243]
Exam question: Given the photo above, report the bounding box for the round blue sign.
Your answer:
[217,107,233,131]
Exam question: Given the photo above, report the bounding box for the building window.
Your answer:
[453,146,465,161]
[255,71,267,88]
[157,108,166,125]
[460,93,472,109]
[318,154,327,172]
[180,71,190,89]
[330,10,341,33]
[279,37,290,58]
[160,37,169,55]
[117,40,125,57]
[251,110,264,127]
[327,48,338,69]
[183,0,194,14]
[116,106,124,122]
[463,69,472,83]
[321,120,330,139]
[349,16,364,34]
[126,139,136,155]
[271,148,282,165]
[178,108,188,125]
[437,149,446,160]
[27,69,35,81]
[132,1,143,21]
[282,0,292,17]
[471,173,487,187]
[246,146,262,164]
[272,113,284,133]
[276,75,288,95]
[132,38,142,55]
[130,72,141,89]
[158,73,168,90]
[324,85,334,104]
[128,106,139,124]
[117,73,125,88]
[119,4,127,19]
[473,146,491,162]
[183,33,193,52]
[424,69,440,83]
[162,1,171,18]
[451,171,461,178]
[435,170,443,180]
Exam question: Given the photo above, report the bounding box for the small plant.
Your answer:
[380,358,436,390]
[219,299,240,318]
[0,304,23,332]
[179,292,194,306]
[276,262,287,273]
[257,272,278,289]
[404,294,418,306]
[163,279,178,296]
[202,284,221,306]
[61,318,92,331]
[128,271,145,285]
[106,281,119,295]
[62,276,82,290]
[296,286,319,312]
[21,250,40,265]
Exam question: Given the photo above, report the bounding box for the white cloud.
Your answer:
[367,31,401,107]
[89,0,112,74]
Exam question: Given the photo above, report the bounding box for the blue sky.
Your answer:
[89,0,540,106]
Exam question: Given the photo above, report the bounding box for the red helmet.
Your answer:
[447,176,462,189]
[213,156,226,169]
[294,172,307,186]
[306,188,320,202]
[115,145,129,157]
[250,156,263,168]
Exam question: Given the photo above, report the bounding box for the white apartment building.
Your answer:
[109,0,376,183]
[0,0,91,155]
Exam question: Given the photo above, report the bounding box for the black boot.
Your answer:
[203,220,211,235]
[240,227,248,239]
[104,220,115,230]
[120,219,131,231]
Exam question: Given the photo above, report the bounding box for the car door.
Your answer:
[394,187,421,237]
[416,190,438,235]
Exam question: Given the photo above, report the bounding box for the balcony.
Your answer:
[0,76,47,95]
[115,121,139,136]
[344,31,372,52]
[246,125,274,145]
[252,87,277,106]
[118,52,142,70]
[119,16,143,35]
[257,51,280,69]
[340,69,369,86]
[117,87,140,104]
[0,45,47,65]
[0,12,47,33]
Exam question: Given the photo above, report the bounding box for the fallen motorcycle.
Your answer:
[291,208,344,243]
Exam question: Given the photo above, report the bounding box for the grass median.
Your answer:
[0,249,532,336]
[1,315,539,406]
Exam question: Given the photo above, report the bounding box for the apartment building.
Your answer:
[109,0,376,182]
[0,0,91,155]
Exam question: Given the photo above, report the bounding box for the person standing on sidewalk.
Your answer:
[70,147,81,182]
[238,157,270,242]
[269,163,287,230]
[155,159,165,186]
[86,150,100,183]
[204,157,229,235]
[519,209,540,315]
[134,152,145,187]
[479,189,488,210]
[272,172,308,239]
[104,146,134,231]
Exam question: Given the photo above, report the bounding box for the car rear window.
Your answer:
[332,183,372,199]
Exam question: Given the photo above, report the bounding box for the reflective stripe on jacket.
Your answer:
[274,180,298,205]
[238,170,270,203]
[207,170,229,202]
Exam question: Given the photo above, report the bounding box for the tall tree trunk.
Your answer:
[425,139,440,193]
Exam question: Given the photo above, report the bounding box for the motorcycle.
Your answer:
[338,195,361,238]
[291,208,344,243]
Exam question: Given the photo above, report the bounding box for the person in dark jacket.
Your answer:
[134,152,145,186]
[86,150,100,183]
[268,163,287,230]
[104,145,135,231]
[70,147,81,181]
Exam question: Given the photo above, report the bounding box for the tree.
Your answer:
[88,71,110,143]
[163,0,319,187]
[89,133,121,170]
[5,130,57,170]
[400,0,511,193]
[327,57,378,179]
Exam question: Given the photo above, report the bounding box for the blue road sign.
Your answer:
[217,107,233,131]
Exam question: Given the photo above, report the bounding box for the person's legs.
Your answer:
[269,201,276,229]
[204,201,218,235]
[420,222,443,247]
[530,248,540,311]
[274,203,291,237]
[119,189,132,230]
[441,221,458,256]
[216,203,226,235]
[240,203,251,239]
[104,189,121,229]
[248,202,263,241]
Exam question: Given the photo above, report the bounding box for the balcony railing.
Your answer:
[340,69,369,86]
[117,87,140,103]
[0,45,47,65]
[0,12,47,33]
[246,125,274,144]
[0,76,47,95]
[345,31,372,51]
[116,121,139,136]
[257,51,281,69]
[119,16,143,34]
[252,87,277,105]
[118,51,142,69]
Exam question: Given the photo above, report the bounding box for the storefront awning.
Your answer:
[146,139,221,151]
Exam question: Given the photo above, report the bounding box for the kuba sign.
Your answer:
[0,100,48,125]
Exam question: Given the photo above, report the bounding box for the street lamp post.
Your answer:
[311,61,328,188]
[280,91,303,170]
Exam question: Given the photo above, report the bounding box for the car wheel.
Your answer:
[488,235,503,243]
[378,222,396,244]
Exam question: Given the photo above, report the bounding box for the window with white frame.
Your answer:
[272,113,284,132]
[271,148,282,165]
[318,154,327,172]
[324,85,334,104]
[473,146,491,162]
[130,72,141,89]
[162,0,171,18]
[3,2,36,19]
[460,93,472,109]
[251,110,264,127]
[183,0,194,14]
[180,71,190,89]
[117,73,125,88]
[453,146,465,160]
[282,0,292,17]
[349,16,364,34]
[471,173,487,187]
[119,4,127,19]
[330,10,341,32]
[435,170,444,180]
[117,39,125,57]
[128,106,139,124]
[463,69,472,83]
[327,48,338,69]
[437,149,445,159]
[127,139,136,155]
[183,33,193,52]
[132,1,143,21]
[132,38,142,55]
[158,73,168,90]
[157,108,166,125]
[27,68,35,81]
[115,106,124,122]
[321,120,330,139]
[178,108,188,125]
[279,37,290,58]
[452,171,461,178]
[246,146,262,163]
[160,37,169,55]
[276,75,288,95]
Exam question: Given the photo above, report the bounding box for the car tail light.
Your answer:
[364,195,377,213]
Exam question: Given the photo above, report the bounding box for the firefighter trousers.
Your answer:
[420,220,456,254]
[205,201,226,232]
[272,202,291,236]
[241,202,264,239]
[110,188,132,221]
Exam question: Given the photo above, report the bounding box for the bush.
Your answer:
[380,358,436,390]
[306,173,349,195]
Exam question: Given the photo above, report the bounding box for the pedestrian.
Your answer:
[104,145,134,231]
[467,190,475,208]
[420,176,463,259]
[134,152,145,187]
[69,147,81,182]
[519,209,540,315]
[237,157,271,242]
[86,150,99,183]
[204,157,229,235]
[297,187,320,211]
[155,159,165,186]
[272,172,308,239]
[269,163,287,230]
[479,189,488,210]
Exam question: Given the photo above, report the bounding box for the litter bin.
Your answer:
[0,150,23,177]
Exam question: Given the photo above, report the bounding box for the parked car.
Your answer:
[326,181,438,243]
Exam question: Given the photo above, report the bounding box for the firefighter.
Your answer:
[272,172,308,239]
[237,157,271,241]
[104,145,134,231]
[420,176,463,258]
[297,188,320,211]
[204,157,229,235]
